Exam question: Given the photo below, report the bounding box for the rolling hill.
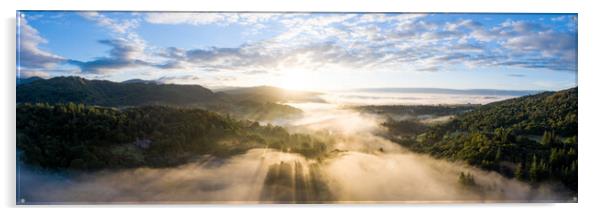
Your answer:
[17,76,217,107]
[219,86,325,103]
[16,76,304,121]
[355,87,541,96]
[383,87,577,192]
[17,104,328,170]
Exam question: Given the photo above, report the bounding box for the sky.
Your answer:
[17,12,577,91]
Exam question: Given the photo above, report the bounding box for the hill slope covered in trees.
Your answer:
[17,76,217,106]
[17,103,329,171]
[383,88,577,192]
[219,86,325,103]
[16,76,304,121]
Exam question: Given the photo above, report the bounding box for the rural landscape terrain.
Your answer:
[17,76,577,203]
[16,12,577,203]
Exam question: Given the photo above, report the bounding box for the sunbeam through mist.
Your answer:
[19,93,570,203]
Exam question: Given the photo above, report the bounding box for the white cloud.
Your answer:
[20,70,51,79]
[45,13,578,78]
[18,17,65,69]
[146,13,237,26]
[551,16,566,22]
[282,14,356,27]
[68,39,151,74]
[153,14,576,74]
[70,12,156,74]
[79,12,139,34]
[156,75,200,84]
[145,12,281,28]
[78,12,147,51]
[445,19,482,31]
[503,30,577,71]
[505,31,576,55]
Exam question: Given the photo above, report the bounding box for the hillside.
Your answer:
[451,88,577,136]
[16,103,329,171]
[219,86,325,103]
[355,87,541,96]
[16,76,43,86]
[16,76,303,121]
[383,88,577,192]
[17,76,217,106]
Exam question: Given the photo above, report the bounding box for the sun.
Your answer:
[274,68,321,91]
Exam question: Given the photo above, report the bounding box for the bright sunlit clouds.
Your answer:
[17,12,577,91]
[276,68,316,91]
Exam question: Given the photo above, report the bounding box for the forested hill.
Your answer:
[450,87,577,136]
[16,76,304,121]
[354,87,541,96]
[17,103,328,170]
[219,86,325,103]
[16,76,43,86]
[17,76,217,107]
[385,87,577,192]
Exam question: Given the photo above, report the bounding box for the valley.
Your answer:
[16,77,577,203]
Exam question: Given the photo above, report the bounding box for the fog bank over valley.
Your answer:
[19,91,570,203]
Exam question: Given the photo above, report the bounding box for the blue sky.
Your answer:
[17,12,577,91]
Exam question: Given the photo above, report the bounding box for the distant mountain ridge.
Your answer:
[354,87,543,96]
[121,79,159,84]
[219,85,325,103]
[383,87,578,192]
[16,76,43,86]
[15,76,306,121]
[17,76,217,107]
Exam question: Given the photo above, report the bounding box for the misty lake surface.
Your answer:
[18,92,565,203]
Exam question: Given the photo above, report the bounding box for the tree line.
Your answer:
[383,88,577,192]
[17,103,329,171]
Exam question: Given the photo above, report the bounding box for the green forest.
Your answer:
[17,103,329,171]
[16,76,305,121]
[379,88,577,192]
[16,76,578,195]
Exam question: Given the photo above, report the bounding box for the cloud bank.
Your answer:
[18,12,577,89]
[17,17,65,70]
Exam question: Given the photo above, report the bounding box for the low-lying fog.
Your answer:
[321,91,516,105]
[18,92,566,203]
